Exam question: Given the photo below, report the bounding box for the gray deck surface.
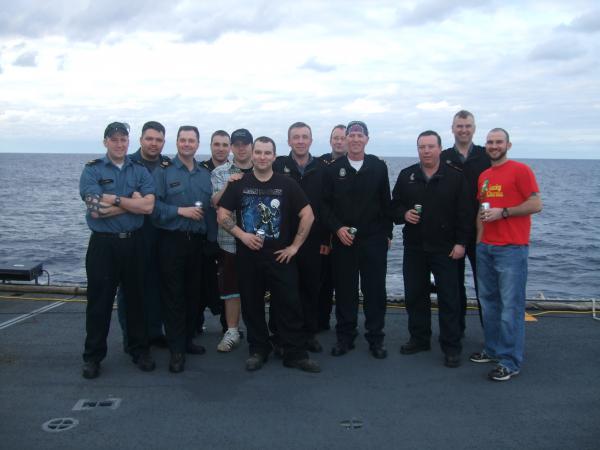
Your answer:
[1,293,599,450]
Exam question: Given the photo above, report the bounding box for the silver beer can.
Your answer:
[256,229,266,240]
[347,227,358,236]
[481,202,491,211]
[194,201,203,209]
[414,204,422,215]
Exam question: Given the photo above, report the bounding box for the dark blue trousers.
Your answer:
[332,233,388,346]
[403,246,462,355]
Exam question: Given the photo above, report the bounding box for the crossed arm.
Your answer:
[85,192,155,219]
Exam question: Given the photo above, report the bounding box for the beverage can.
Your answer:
[256,229,266,240]
[347,227,358,236]
[481,202,491,211]
[194,201,203,209]
[414,204,422,215]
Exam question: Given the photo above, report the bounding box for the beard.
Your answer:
[488,148,507,162]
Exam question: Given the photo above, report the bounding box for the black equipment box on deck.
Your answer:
[0,260,44,282]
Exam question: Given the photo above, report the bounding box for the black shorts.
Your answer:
[218,249,240,299]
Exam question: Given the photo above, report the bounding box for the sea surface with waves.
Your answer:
[0,153,598,300]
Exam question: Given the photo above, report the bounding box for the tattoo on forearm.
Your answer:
[222,215,236,232]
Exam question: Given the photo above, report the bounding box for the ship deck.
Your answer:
[0,290,598,450]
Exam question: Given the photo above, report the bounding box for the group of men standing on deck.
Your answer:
[79,110,542,382]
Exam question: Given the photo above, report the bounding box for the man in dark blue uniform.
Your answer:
[272,122,328,353]
[79,122,156,379]
[321,121,392,359]
[440,110,490,332]
[152,125,218,373]
[317,124,346,330]
[391,130,472,368]
[117,121,169,349]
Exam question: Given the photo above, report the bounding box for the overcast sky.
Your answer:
[0,0,598,158]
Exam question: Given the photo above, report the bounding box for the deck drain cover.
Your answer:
[73,398,121,411]
[340,418,363,430]
[42,418,79,432]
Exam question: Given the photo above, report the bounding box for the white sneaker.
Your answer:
[217,329,241,352]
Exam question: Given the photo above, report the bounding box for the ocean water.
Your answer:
[0,153,598,300]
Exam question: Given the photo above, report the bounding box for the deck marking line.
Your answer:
[0,301,65,330]
[525,312,537,322]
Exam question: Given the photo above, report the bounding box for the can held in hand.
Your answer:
[347,227,358,237]
[256,229,266,240]
[414,204,422,215]
[481,202,490,211]
[194,201,203,209]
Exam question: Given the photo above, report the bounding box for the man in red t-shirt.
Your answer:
[470,128,542,382]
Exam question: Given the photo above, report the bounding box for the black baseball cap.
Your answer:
[104,122,130,138]
[231,128,253,145]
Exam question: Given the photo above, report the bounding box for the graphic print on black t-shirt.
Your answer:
[240,187,283,239]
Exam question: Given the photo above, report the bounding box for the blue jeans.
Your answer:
[476,243,528,371]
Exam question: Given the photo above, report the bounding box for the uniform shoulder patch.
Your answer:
[159,160,171,169]
[445,159,463,172]
[86,158,102,166]
[329,157,343,166]
[315,159,327,168]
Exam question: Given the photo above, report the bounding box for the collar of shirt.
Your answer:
[290,152,313,176]
[452,143,474,163]
[343,154,372,173]
[418,162,445,182]
[102,154,133,169]
[173,154,200,172]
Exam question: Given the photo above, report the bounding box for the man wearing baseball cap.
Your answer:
[79,121,157,379]
[210,128,254,352]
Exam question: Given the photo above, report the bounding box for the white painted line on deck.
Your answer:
[0,301,65,330]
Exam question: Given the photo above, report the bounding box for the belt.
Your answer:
[92,230,139,239]
[162,229,206,240]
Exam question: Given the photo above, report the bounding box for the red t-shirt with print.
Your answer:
[477,160,539,246]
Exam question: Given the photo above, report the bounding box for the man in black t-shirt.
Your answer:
[217,136,321,373]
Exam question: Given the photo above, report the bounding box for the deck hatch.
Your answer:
[42,418,79,432]
[340,418,363,429]
[72,398,121,410]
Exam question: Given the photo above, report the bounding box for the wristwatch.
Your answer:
[502,207,509,219]
[114,196,121,207]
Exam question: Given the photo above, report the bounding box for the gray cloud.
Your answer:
[0,0,282,43]
[300,57,336,73]
[177,2,283,42]
[529,38,586,61]
[0,1,67,39]
[13,51,38,67]
[561,9,600,32]
[396,0,494,26]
